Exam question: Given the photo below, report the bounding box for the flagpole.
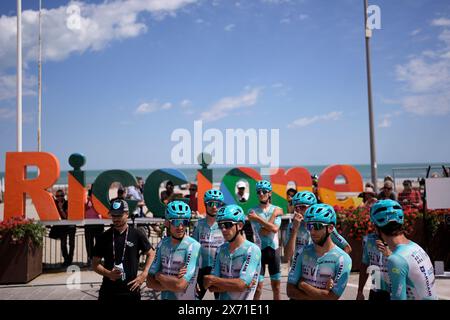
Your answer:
[17,0,23,152]
[364,0,378,192]
[38,0,42,152]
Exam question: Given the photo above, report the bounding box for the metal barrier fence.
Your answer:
[42,216,293,270]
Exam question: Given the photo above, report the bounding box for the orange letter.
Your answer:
[4,152,60,220]
[317,165,363,208]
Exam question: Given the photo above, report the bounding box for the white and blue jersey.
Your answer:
[284,222,350,253]
[149,236,201,300]
[212,240,261,300]
[387,241,437,300]
[288,244,352,298]
[250,205,282,250]
[192,218,224,269]
[361,233,390,292]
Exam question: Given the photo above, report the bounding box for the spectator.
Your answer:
[286,188,297,213]
[93,199,154,301]
[160,181,175,204]
[54,189,76,267]
[384,175,394,183]
[110,187,126,203]
[358,185,377,205]
[377,181,397,201]
[127,177,145,218]
[84,187,104,266]
[398,180,422,209]
[188,183,198,213]
[236,181,248,203]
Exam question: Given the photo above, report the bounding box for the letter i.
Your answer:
[68,153,87,220]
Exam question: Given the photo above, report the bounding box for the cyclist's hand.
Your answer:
[178,265,187,279]
[292,212,303,228]
[376,240,392,257]
[326,278,334,291]
[248,211,258,221]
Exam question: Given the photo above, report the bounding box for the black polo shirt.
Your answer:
[93,226,152,291]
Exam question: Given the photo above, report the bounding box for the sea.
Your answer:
[1,163,449,185]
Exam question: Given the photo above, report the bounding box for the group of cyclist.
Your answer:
[145,180,438,300]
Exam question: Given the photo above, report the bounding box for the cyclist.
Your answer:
[287,204,352,300]
[248,180,283,300]
[204,204,261,300]
[146,200,200,300]
[370,199,437,300]
[192,189,225,300]
[356,230,391,300]
[284,191,352,263]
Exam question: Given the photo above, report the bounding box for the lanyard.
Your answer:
[112,227,129,264]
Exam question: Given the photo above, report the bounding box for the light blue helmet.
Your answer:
[204,189,224,203]
[292,191,317,206]
[304,204,336,225]
[216,204,245,223]
[165,200,192,220]
[256,180,272,192]
[370,199,404,227]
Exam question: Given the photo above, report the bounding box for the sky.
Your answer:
[0,0,450,171]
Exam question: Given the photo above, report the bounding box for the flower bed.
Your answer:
[0,217,46,284]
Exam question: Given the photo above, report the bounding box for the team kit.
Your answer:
[106,180,437,301]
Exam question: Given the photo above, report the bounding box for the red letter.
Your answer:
[4,152,60,221]
[317,165,363,208]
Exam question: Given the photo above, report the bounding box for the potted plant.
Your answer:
[0,217,46,284]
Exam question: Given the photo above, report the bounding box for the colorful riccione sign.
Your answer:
[1,152,364,221]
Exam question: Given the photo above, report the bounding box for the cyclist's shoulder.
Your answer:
[244,240,261,254]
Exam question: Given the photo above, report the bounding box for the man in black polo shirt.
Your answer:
[93,199,154,301]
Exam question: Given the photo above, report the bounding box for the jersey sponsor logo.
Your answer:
[419,265,434,297]
[241,248,253,274]
[126,240,134,247]
[391,267,400,274]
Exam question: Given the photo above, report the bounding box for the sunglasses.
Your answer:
[257,189,269,195]
[294,205,309,211]
[56,195,65,198]
[206,201,223,208]
[170,219,190,227]
[306,222,329,231]
[218,221,237,230]
[189,188,197,191]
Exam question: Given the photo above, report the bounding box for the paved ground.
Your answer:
[1,263,449,300]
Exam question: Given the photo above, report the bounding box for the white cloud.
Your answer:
[135,100,173,114]
[288,111,342,128]
[395,21,450,115]
[0,107,15,120]
[410,29,421,36]
[161,102,172,110]
[0,73,37,100]
[199,88,260,122]
[299,14,309,21]
[224,24,235,32]
[195,18,204,24]
[280,18,291,24]
[0,0,198,100]
[180,99,191,108]
[431,18,450,27]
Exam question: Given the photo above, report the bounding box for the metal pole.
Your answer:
[17,0,23,152]
[364,0,378,192]
[38,0,42,152]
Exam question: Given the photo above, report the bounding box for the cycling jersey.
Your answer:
[362,233,390,292]
[288,244,352,298]
[387,241,437,300]
[149,236,201,300]
[192,218,225,268]
[284,222,350,251]
[250,205,282,250]
[212,240,261,300]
